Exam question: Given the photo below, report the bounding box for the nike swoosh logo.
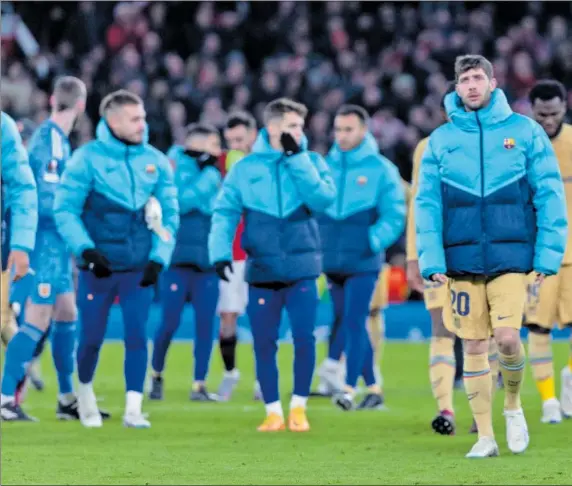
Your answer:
[498,315,513,320]
[467,392,479,401]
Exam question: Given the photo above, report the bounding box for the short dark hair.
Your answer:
[528,80,567,104]
[454,54,494,82]
[263,98,308,125]
[53,76,86,111]
[99,89,143,117]
[335,104,369,124]
[440,81,457,111]
[185,122,220,139]
[226,111,256,130]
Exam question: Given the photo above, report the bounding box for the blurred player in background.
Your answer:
[150,123,222,402]
[54,90,179,428]
[416,55,567,458]
[209,98,336,431]
[316,104,405,411]
[525,80,572,422]
[216,111,258,401]
[0,112,38,420]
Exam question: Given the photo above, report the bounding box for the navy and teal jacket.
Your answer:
[317,133,406,275]
[28,119,71,235]
[208,129,337,284]
[54,120,180,272]
[168,145,221,270]
[415,89,568,279]
[1,112,38,269]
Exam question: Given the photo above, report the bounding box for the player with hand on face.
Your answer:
[54,90,179,429]
[216,112,258,401]
[316,105,405,412]
[149,123,222,402]
[524,79,572,423]
[209,98,336,431]
[415,55,567,458]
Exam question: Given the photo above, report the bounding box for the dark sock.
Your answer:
[220,335,237,372]
[454,337,464,381]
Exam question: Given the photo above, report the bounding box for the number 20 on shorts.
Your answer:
[451,289,470,316]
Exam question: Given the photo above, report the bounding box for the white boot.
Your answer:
[77,382,102,428]
[123,391,150,429]
[560,366,572,418]
[504,408,529,454]
[465,437,500,458]
[541,397,562,424]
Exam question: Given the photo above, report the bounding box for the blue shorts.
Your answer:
[28,230,74,305]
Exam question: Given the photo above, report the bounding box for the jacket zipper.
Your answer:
[276,157,283,218]
[337,154,347,217]
[476,112,487,275]
[125,146,137,268]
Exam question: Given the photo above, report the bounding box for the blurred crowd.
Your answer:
[2,1,572,180]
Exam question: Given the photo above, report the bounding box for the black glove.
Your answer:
[280,132,301,156]
[215,260,233,282]
[140,261,163,287]
[82,249,112,278]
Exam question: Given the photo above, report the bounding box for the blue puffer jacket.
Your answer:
[415,89,568,279]
[208,129,337,284]
[1,112,38,270]
[317,133,406,275]
[54,120,180,272]
[168,145,221,270]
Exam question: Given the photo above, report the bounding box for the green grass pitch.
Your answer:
[2,342,571,485]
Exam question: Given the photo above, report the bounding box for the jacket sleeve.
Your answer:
[369,158,406,253]
[415,139,447,279]
[527,123,568,275]
[406,138,427,261]
[149,157,180,266]
[179,166,222,214]
[285,152,337,211]
[2,115,38,253]
[53,147,95,257]
[208,165,242,264]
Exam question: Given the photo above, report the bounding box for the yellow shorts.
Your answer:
[370,265,389,311]
[423,280,448,310]
[525,265,572,330]
[1,270,13,331]
[444,273,527,340]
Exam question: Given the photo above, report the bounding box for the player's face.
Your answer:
[278,112,305,145]
[110,103,147,144]
[224,125,256,154]
[532,97,566,138]
[456,68,497,111]
[185,134,222,157]
[334,114,367,151]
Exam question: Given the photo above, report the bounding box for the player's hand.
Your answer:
[430,273,448,284]
[82,249,112,279]
[534,272,545,286]
[280,132,301,156]
[7,249,29,282]
[215,260,234,282]
[140,261,163,287]
[196,152,219,170]
[406,260,425,293]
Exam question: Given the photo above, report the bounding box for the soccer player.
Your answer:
[209,98,336,431]
[0,112,38,421]
[415,54,567,458]
[316,104,405,411]
[54,90,179,428]
[150,123,222,402]
[216,111,257,401]
[524,80,572,422]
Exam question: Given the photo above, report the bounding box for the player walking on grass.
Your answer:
[524,80,572,423]
[209,98,336,431]
[408,83,501,436]
[415,55,567,458]
[0,112,38,421]
[54,90,179,428]
[217,111,258,401]
[316,105,405,411]
[149,123,222,402]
